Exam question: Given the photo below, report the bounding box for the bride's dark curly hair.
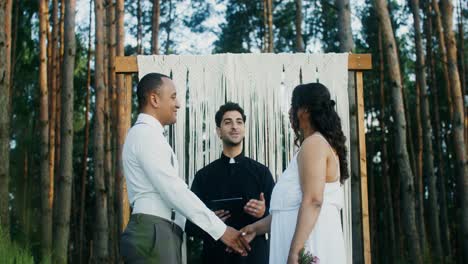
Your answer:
[290,82,349,183]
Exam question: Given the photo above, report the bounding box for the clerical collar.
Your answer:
[220,152,245,164]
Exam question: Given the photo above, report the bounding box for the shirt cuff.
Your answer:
[207,218,227,241]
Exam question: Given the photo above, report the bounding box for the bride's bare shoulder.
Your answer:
[299,134,328,157]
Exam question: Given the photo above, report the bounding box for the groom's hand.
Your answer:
[220,226,251,256]
[244,192,266,218]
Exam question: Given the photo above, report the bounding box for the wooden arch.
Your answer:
[114,54,373,264]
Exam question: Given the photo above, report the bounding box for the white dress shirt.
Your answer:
[122,113,227,240]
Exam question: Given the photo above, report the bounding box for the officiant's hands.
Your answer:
[244,192,266,218]
[214,210,231,222]
[220,226,251,256]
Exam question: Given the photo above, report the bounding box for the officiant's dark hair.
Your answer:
[137,72,171,111]
[215,102,247,127]
[290,83,349,183]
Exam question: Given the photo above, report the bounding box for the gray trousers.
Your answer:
[120,213,183,264]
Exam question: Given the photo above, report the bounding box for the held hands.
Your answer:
[239,224,257,243]
[226,224,257,254]
[244,192,266,218]
[220,226,251,256]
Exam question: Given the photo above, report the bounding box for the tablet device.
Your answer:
[207,197,244,215]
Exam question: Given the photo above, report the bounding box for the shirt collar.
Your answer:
[220,151,245,164]
[135,113,165,134]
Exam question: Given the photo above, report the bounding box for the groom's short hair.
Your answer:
[137,72,171,111]
[215,102,247,127]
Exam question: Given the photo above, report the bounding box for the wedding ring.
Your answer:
[241,232,246,236]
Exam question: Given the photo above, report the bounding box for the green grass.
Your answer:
[0,227,34,264]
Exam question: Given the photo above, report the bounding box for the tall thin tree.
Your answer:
[116,0,130,233]
[165,0,174,54]
[378,25,397,261]
[267,0,273,52]
[39,0,51,261]
[440,0,468,261]
[79,1,93,263]
[152,0,160,54]
[295,0,304,52]
[410,0,442,260]
[106,0,117,260]
[373,0,423,262]
[335,1,362,262]
[0,0,11,238]
[49,0,59,203]
[53,0,76,262]
[432,0,453,120]
[94,0,109,261]
[137,0,143,54]
[424,2,452,259]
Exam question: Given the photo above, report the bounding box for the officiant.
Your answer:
[186,102,275,264]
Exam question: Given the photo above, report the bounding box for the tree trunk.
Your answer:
[165,0,173,54]
[151,0,160,54]
[53,0,76,262]
[294,0,304,52]
[378,25,397,261]
[137,0,143,54]
[411,20,425,251]
[457,0,467,157]
[39,0,51,261]
[107,0,117,261]
[94,0,109,261]
[432,0,453,121]
[424,2,452,261]
[4,0,11,93]
[414,81,427,255]
[116,0,130,233]
[405,4,426,250]
[373,0,423,262]
[54,1,66,212]
[262,0,267,52]
[366,88,378,263]
[336,0,353,52]
[456,0,465,98]
[410,0,443,260]
[0,0,11,236]
[335,1,361,262]
[440,1,468,261]
[267,0,273,52]
[49,0,59,209]
[79,0,93,263]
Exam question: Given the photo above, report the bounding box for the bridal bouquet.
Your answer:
[298,248,320,264]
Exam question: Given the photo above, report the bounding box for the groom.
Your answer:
[120,73,250,263]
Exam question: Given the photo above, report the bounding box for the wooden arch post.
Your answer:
[114,54,372,264]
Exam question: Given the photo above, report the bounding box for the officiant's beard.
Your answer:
[222,137,244,147]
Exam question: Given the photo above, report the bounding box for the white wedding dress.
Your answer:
[269,134,346,264]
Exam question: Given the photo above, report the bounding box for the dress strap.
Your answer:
[312,133,340,181]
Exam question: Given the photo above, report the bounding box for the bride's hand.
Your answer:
[240,224,257,243]
[287,252,299,264]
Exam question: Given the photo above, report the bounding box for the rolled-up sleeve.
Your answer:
[136,132,226,240]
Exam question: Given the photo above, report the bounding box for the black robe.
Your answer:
[185,152,275,264]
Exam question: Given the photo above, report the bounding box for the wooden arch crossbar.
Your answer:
[114,54,373,264]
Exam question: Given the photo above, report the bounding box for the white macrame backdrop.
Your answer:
[137,53,352,263]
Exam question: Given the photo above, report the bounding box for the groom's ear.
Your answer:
[149,92,161,108]
[216,127,221,138]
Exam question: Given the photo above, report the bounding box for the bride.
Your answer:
[241,83,348,264]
